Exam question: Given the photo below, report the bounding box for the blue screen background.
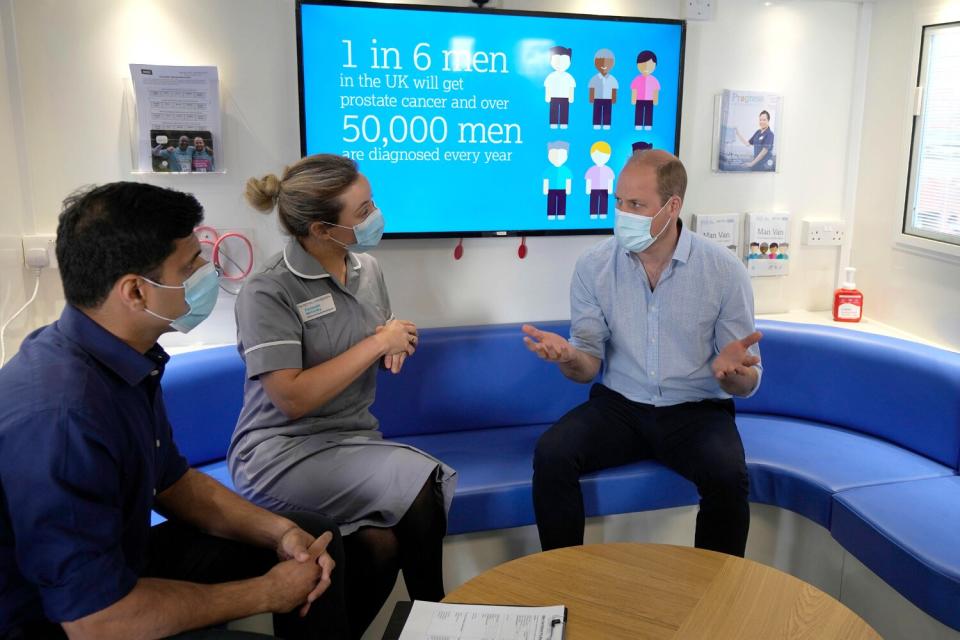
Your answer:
[300,3,684,235]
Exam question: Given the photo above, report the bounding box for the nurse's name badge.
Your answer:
[297,294,336,322]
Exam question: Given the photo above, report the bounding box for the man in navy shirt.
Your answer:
[0,183,349,639]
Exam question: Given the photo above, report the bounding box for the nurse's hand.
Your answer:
[383,352,407,374]
[375,319,418,357]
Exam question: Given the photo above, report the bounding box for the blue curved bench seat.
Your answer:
[158,319,960,631]
[393,425,699,535]
[832,476,960,630]
[739,414,953,528]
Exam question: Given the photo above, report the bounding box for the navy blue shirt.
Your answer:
[0,305,188,632]
[748,128,775,171]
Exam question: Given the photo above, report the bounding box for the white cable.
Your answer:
[0,271,41,368]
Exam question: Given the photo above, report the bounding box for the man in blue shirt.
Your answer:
[523,150,762,557]
[0,183,349,639]
[153,135,195,172]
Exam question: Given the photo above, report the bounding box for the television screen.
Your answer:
[298,1,685,237]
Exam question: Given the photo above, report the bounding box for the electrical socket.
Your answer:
[22,235,57,269]
[802,219,846,246]
[683,0,715,20]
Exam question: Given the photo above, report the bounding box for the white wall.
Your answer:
[0,2,31,359]
[0,0,870,356]
[850,0,960,351]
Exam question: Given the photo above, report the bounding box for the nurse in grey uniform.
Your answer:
[229,154,457,637]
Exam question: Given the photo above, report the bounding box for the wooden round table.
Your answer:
[443,543,880,639]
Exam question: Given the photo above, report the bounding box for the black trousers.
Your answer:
[532,384,750,557]
[5,512,349,640]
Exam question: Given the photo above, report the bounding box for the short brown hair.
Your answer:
[627,149,687,205]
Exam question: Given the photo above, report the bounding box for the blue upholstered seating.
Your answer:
[160,319,960,630]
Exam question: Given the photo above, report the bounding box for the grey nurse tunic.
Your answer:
[227,239,456,535]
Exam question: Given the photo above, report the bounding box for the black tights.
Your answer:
[395,475,447,602]
[343,475,447,639]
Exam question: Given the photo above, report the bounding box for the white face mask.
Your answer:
[613,200,671,253]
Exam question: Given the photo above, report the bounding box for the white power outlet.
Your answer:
[802,219,846,246]
[683,0,715,20]
[22,234,58,269]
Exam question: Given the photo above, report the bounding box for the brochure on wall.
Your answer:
[744,212,790,277]
[691,212,742,256]
[384,601,566,640]
[129,64,222,173]
[715,90,783,173]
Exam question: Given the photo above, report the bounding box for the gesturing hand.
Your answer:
[522,324,575,363]
[712,331,762,380]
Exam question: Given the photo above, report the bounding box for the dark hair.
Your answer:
[760,110,771,120]
[750,242,760,247]
[637,50,657,64]
[770,242,779,249]
[56,182,203,308]
[550,46,571,57]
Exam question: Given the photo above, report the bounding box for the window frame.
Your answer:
[899,20,960,259]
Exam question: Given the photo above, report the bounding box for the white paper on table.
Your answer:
[129,64,221,173]
[397,601,566,640]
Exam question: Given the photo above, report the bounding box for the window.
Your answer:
[904,22,960,247]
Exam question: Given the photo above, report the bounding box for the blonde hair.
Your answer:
[590,141,611,155]
[626,149,687,205]
[245,154,358,237]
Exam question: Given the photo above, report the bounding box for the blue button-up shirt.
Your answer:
[569,225,762,406]
[0,305,188,632]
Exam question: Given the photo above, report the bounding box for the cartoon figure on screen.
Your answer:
[777,242,789,259]
[588,49,618,130]
[734,110,776,171]
[632,141,653,155]
[543,141,572,220]
[585,142,614,220]
[630,50,660,131]
[191,137,215,172]
[544,46,575,130]
[747,242,761,259]
[768,242,780,259]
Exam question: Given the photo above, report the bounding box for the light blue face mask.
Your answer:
[141,262,220,333]
[614,199,672,253]
[325,208,385,253]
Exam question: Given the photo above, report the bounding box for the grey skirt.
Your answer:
[230,433,457,536]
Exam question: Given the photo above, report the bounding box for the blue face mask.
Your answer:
[326,208,385,253]
[614,200,672,253]
[141,262,220,333]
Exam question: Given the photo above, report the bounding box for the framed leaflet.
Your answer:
[129,64,224,174]
[713,90,782,173]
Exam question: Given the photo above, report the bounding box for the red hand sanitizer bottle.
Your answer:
[833,267,863,322]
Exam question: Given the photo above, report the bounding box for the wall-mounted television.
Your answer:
[297,1,685,238]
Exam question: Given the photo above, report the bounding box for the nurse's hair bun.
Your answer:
[245,174,281,212]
